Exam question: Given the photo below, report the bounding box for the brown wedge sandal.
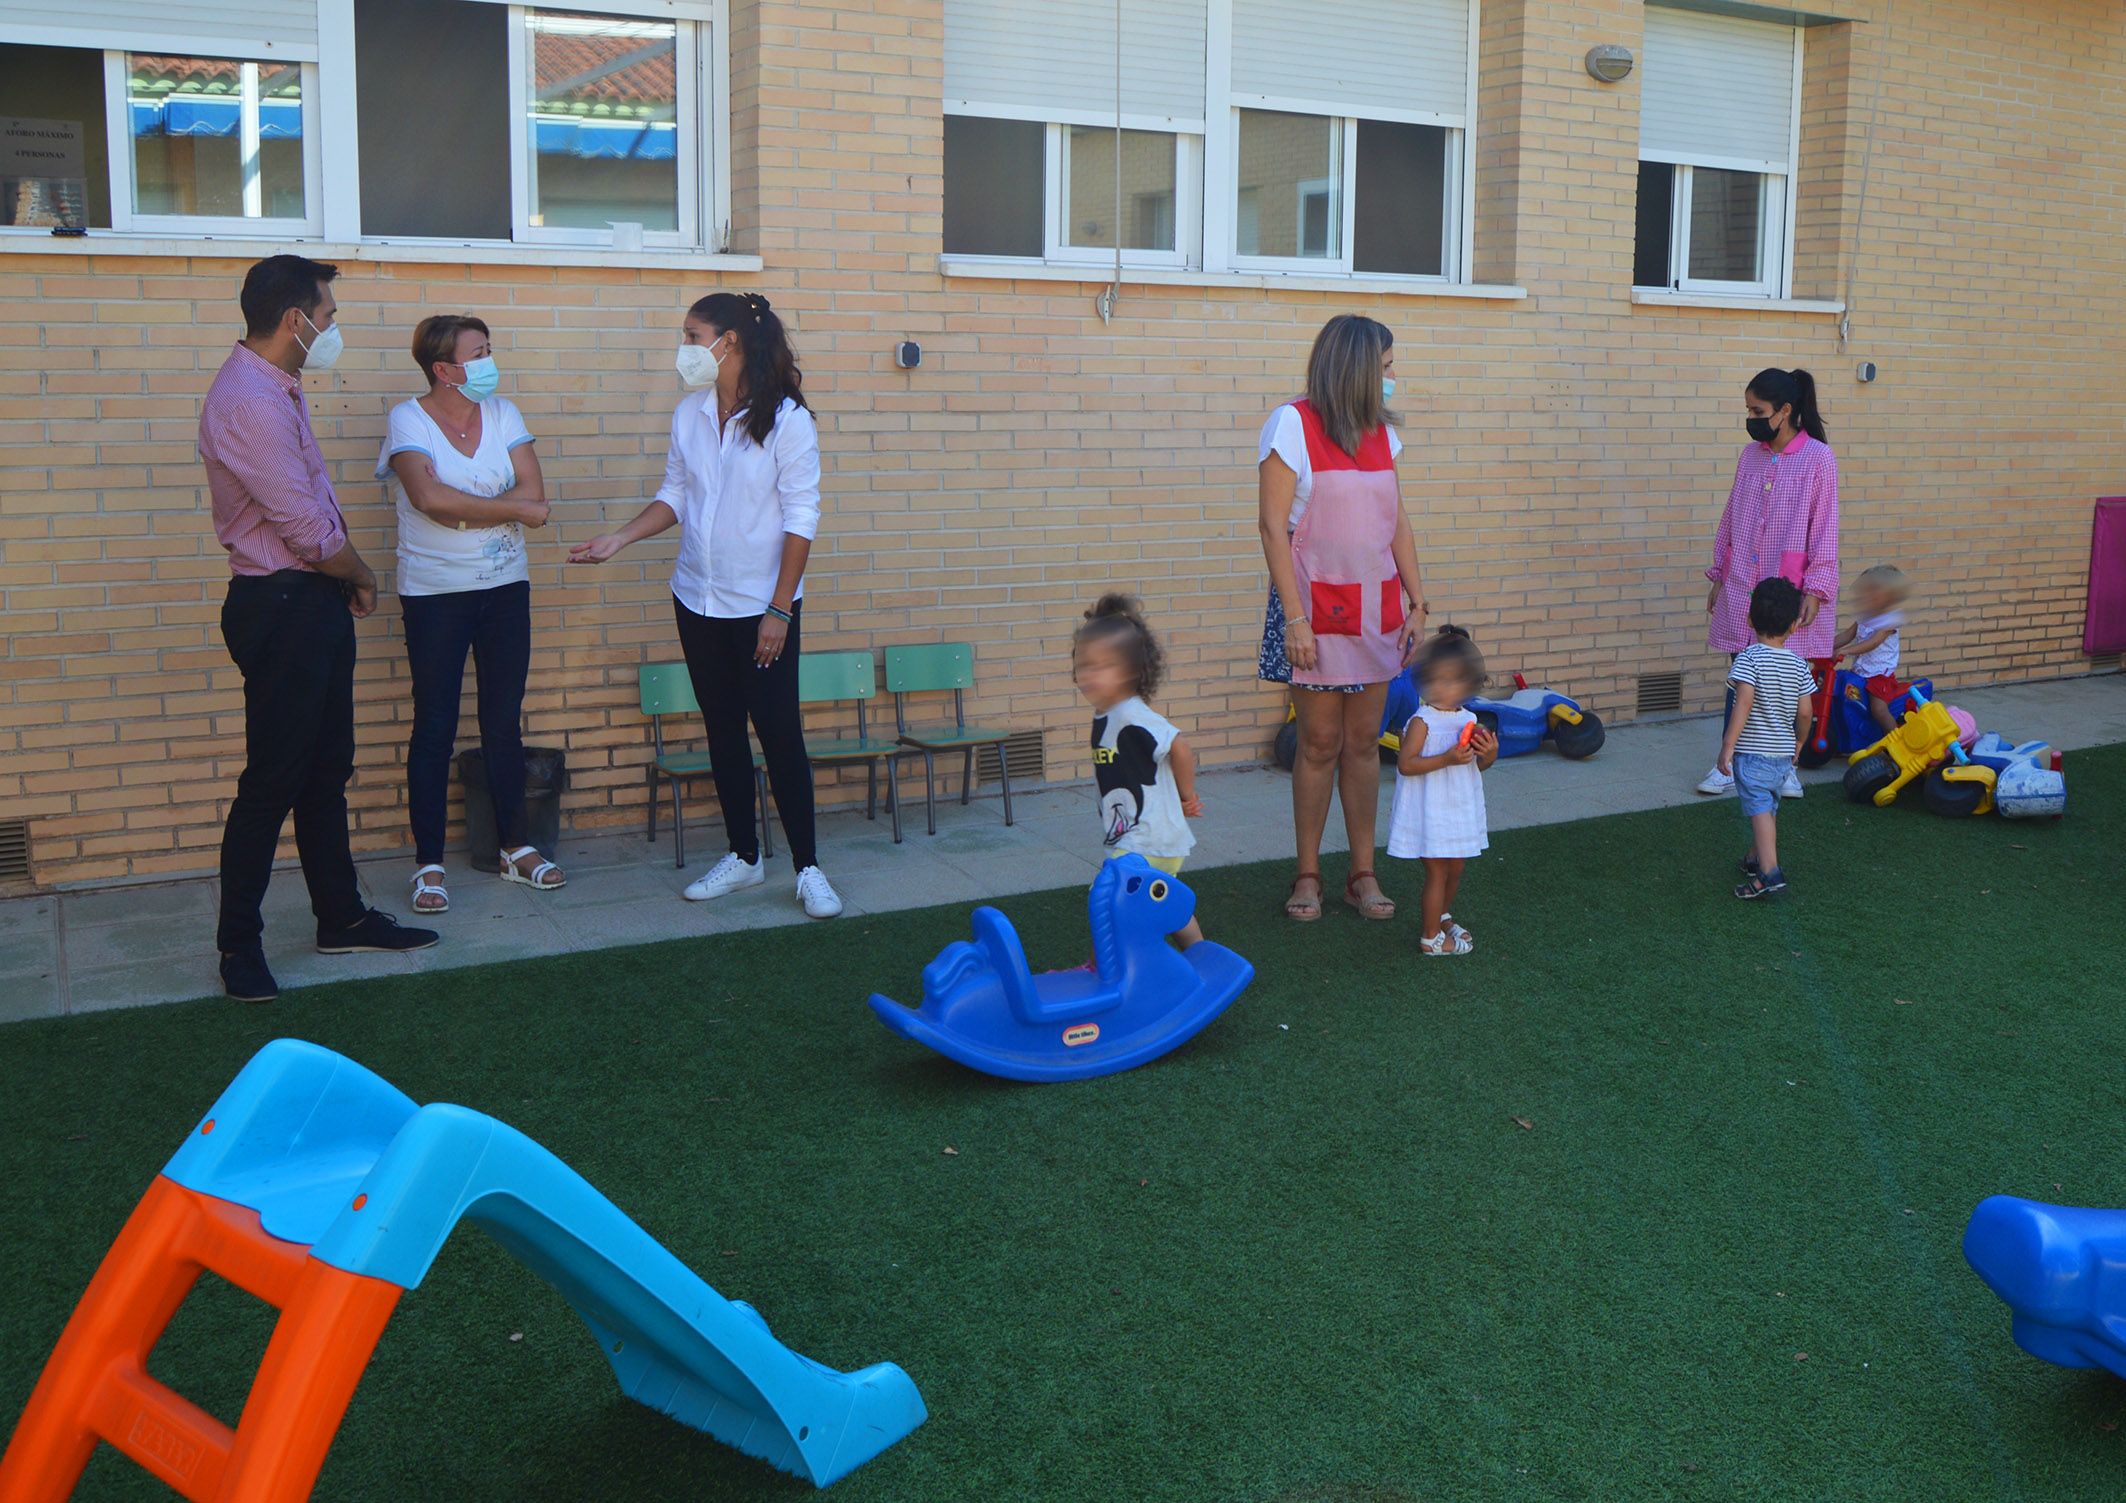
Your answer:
[1343,870,1396,921]
[1285,870,1323,922]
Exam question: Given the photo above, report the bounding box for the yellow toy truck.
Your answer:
[1843,685,1962,807]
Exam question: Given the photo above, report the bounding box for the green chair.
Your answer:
[637,662,771,869]
[884,642,1019,836]
[799,650,912,844]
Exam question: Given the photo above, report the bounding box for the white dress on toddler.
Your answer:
[1387,706,1489,860]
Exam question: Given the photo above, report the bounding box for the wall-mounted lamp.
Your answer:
[1585,44,1635,83]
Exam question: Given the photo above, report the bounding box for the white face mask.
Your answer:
[675,336,724,389]
[296,310,344,372]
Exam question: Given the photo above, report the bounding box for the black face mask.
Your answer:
[1746,416,1778,443]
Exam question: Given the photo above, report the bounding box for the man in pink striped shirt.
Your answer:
[202,255,437,1003]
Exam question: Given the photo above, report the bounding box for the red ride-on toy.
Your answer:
[1797,655,1934,769]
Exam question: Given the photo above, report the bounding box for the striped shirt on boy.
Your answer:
[1729,644,1816,757]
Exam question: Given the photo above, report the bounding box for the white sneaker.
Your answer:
[795,865,844,919]
[683,852,764,901]
[1695,766,1735,795]
[1779,768,1805,799]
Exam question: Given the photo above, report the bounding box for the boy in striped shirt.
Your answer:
[1718,578,1816,900]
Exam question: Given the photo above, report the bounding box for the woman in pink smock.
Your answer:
[1697,366,1839,797]
[1257,315,1429,922]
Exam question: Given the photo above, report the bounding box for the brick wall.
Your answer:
[1,0,2120,886]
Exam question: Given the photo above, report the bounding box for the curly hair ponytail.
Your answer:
[689,291,808,445]
[1074,593,1165,699]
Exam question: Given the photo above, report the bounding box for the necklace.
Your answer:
[424,394,477,443]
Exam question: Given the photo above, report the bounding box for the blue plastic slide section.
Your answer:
[1964,1195,2126,1379]
[162,1040,925,1488]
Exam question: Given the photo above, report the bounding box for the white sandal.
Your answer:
[498,846,565,890]
[1441,911,1473,950]
[410,863,450,914]
[1421,929,1472,957]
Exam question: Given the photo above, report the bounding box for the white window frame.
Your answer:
[1224,106,1462,280]
[945,0,1478,285]
[1636,19,1804,300]
[0,1,737,262]
[1043,123,1194,270]
[101,53,323,237]
[508,6,701,250]
[1654,161,1788,298]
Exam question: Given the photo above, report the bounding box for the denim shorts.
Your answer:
[1733,752,1789,816]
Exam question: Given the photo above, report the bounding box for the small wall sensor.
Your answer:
[895,341,921,370]
[1856,361,1878,383]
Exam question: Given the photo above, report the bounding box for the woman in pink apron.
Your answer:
[1697,366,1839,797]
[1258,315,1429,922]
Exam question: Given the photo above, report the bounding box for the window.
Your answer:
[355,0,512,239]
[943,0,1472,282]
[1634,5,1801,297]
[124,55,312,224]
[0,44,111,228]
[941,1,1203,265]
[942,115,1042,257]
[519,9,689,242]
[0,1,731,255]
[1235,110,1337,262]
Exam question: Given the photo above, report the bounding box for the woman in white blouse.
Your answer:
[381,313,561,914]
[571,291,842,919]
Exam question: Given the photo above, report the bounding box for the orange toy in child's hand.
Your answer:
[1457,723,1477,750]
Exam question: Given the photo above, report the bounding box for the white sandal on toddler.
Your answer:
[1440,911,1473,950]
[1421,929,1473,957]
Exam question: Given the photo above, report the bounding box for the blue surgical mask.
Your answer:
[454,356,500,402]
[1381,377,1397,400]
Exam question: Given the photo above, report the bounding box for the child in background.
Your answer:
[1075,595,1204,948]
[1833,565,1910,735]
[1720,578,1816,900]
[1388,627,1498,956]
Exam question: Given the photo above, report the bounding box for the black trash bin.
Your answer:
[458,745,567,872]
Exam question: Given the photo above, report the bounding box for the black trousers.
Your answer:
[403,581,531,865]
[216,571,366,952]
[672,597,817,870]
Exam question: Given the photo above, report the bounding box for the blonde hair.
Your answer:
[410,313,490,387]
[1857,564,1908,601]
[1303,314,1394,456]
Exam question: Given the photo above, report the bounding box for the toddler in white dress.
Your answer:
[1388,626,1497,955]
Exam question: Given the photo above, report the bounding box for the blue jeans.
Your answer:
[1733,753,1789,818]
[402,581,531,864]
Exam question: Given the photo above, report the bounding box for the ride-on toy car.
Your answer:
[1844,685,1963,806]
[1924,733,2067,819]
[1272,670,1603,769]
[1798,655,1932,768]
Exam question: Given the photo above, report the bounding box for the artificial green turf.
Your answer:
[2,746,2123,1501]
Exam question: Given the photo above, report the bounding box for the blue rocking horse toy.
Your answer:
[866,854,1254,1082]
[1965,1195,2126,1378]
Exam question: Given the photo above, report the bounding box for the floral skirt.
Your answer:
[1258,586,1368,694]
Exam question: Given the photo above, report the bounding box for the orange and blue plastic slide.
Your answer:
[0,1039,925,1499]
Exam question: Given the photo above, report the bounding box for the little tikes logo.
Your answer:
[1062,1023,1100,1047]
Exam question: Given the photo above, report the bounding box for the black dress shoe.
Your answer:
[316,909,440,955]
[220,949,279,1003]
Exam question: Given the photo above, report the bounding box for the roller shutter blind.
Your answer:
[1231,0,1470,123]
[944,0,1209,128]
[0,1,318,58]
[1640,4,1798,170]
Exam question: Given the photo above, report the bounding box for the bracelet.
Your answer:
[764,604,793,624]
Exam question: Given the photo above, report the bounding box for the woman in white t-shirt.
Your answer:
[1256,314,1430,924]
[379,313,560,914]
